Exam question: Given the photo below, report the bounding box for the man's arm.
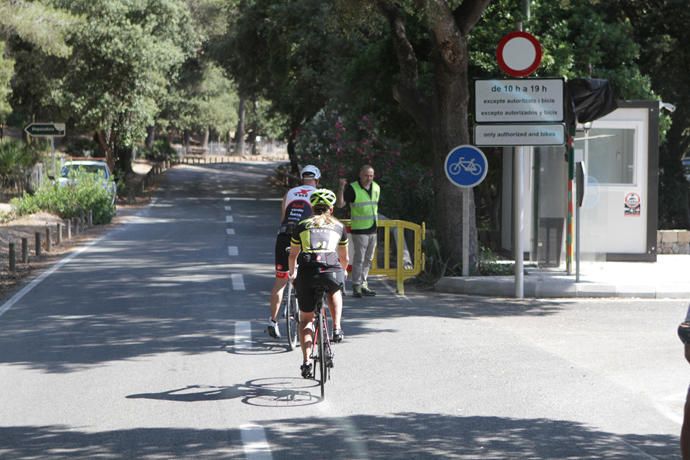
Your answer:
[280,194,288,220]
[336,179,348,208]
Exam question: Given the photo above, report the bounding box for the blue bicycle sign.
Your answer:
[444,145,488,188]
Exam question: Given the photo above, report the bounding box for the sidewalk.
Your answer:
[434,255,690,299]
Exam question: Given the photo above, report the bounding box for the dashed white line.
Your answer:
[231,274,245,291]
[228,246,238,256]
[240,423,272,460]
[234,320,251,349]
[226,216,234,223]
[226,228,235,235]
[224,205,232,211]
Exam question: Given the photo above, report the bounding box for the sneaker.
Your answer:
[333,328,344,343]
[267,320,281,338]
[300,362,312,379]
[361,286,376,296]
[352,285,363,298]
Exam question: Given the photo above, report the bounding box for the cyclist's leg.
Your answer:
[295,272,317,366]
[326,271,344,331]
[269,233,291,321]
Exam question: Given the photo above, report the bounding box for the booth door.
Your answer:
[576,118,648,257]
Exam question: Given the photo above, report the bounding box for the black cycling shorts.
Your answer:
[274,232,291,274]
[294,268,344,313]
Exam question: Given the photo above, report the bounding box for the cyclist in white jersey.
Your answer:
[267,165,320,338]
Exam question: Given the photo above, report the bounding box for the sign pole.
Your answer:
[462,189,470,276]
[514,146,524,298]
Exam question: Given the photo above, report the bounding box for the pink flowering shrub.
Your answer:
[295,109,433,224]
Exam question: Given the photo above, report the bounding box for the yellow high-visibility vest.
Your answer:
[350,181,380,230]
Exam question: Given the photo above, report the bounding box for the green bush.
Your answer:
[139,139,177,161]
[0,139,42,194]
[11,169,116,224]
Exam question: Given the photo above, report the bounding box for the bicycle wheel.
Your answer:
[317,311,326,398]
[284,283,299,350]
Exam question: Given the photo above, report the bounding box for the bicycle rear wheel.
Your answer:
[317,312,326,398]
[284,283,299,350]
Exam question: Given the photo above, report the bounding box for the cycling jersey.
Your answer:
[291,216,348,271]
[280,185,316,233]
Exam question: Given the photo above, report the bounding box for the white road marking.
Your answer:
[231,274,245,291]
[234,320,251,350]
[228,246,238,256]
[226,228,235,235]
[240,423,272,460]
[224,205,232,211]
[226,215,234,223]
[0,232,108,318]
[316,406,370,459]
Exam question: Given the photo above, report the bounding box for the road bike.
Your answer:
[282,280,300,350]
[311,287,334,398]
[448,156,483,176]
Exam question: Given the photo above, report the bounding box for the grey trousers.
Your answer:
[351,233,377,286]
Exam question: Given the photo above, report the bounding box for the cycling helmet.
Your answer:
[310,188,337,208]
[301,164,321,179]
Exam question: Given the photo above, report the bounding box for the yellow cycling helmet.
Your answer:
[310,188,336,208]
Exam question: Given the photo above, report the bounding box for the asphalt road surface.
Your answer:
[0,162,687,459]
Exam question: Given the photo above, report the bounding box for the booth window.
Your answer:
[577,128,636,185]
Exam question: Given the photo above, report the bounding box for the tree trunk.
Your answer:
[116,145,134,174]
[234,96,246,156]
[145,126,155,149]
[287,126,300,175]
[430,57,477,271]
[202,127,210,150]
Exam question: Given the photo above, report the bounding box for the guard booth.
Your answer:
[501,100,659,264]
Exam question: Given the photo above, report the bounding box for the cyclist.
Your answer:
[288,188,348,378]
[267,164,320,338]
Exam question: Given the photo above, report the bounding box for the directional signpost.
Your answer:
[24,122,66,138]
[24,122,66,178]
[445,145,488,276]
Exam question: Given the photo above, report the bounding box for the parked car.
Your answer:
[57,160,117,205]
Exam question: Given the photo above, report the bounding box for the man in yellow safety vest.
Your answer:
[337,164,380,297]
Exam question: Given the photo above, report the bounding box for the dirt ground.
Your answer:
[0,161,155,302]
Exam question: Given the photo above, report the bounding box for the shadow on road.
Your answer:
[0,411,678,459]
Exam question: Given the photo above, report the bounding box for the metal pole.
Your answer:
[514,147,524,298]
[462,189,470,276]
[51,136,56,178]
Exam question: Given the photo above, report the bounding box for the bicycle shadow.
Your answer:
[126,378,322,407]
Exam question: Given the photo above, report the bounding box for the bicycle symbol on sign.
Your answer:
[448,156,483,176]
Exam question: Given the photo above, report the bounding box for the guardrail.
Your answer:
[343,218,425,295]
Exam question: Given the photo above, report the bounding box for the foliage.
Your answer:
[139,139,177,162]
[295,107,433,223]
[0,41,13,121]
[0,0,78,57]
[12,168,115,224]
[0,138,42,195]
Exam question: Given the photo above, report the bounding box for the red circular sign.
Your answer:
[496,31,542,77]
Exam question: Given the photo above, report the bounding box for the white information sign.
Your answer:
[474,78,564,123]
[474,124,565,146]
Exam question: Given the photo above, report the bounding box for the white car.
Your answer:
[58,160,117,205]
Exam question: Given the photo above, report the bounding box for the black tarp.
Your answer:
[565,78,618,127]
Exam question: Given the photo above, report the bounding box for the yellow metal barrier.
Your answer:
[343,219,425,295]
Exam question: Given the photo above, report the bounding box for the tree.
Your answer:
[605,0,690,228]
[351,0,491,270]
[53,0,200,172]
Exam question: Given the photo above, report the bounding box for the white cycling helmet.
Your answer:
[300,164,321,179]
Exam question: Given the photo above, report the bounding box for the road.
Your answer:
[0,161,686,459]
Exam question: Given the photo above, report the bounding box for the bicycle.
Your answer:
[449,156,483,176]
[310,287,334,398]
[281,280,300,350]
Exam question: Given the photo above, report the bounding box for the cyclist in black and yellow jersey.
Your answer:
[288,188,349,378]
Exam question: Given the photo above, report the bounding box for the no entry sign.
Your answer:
[496,31,542,77]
